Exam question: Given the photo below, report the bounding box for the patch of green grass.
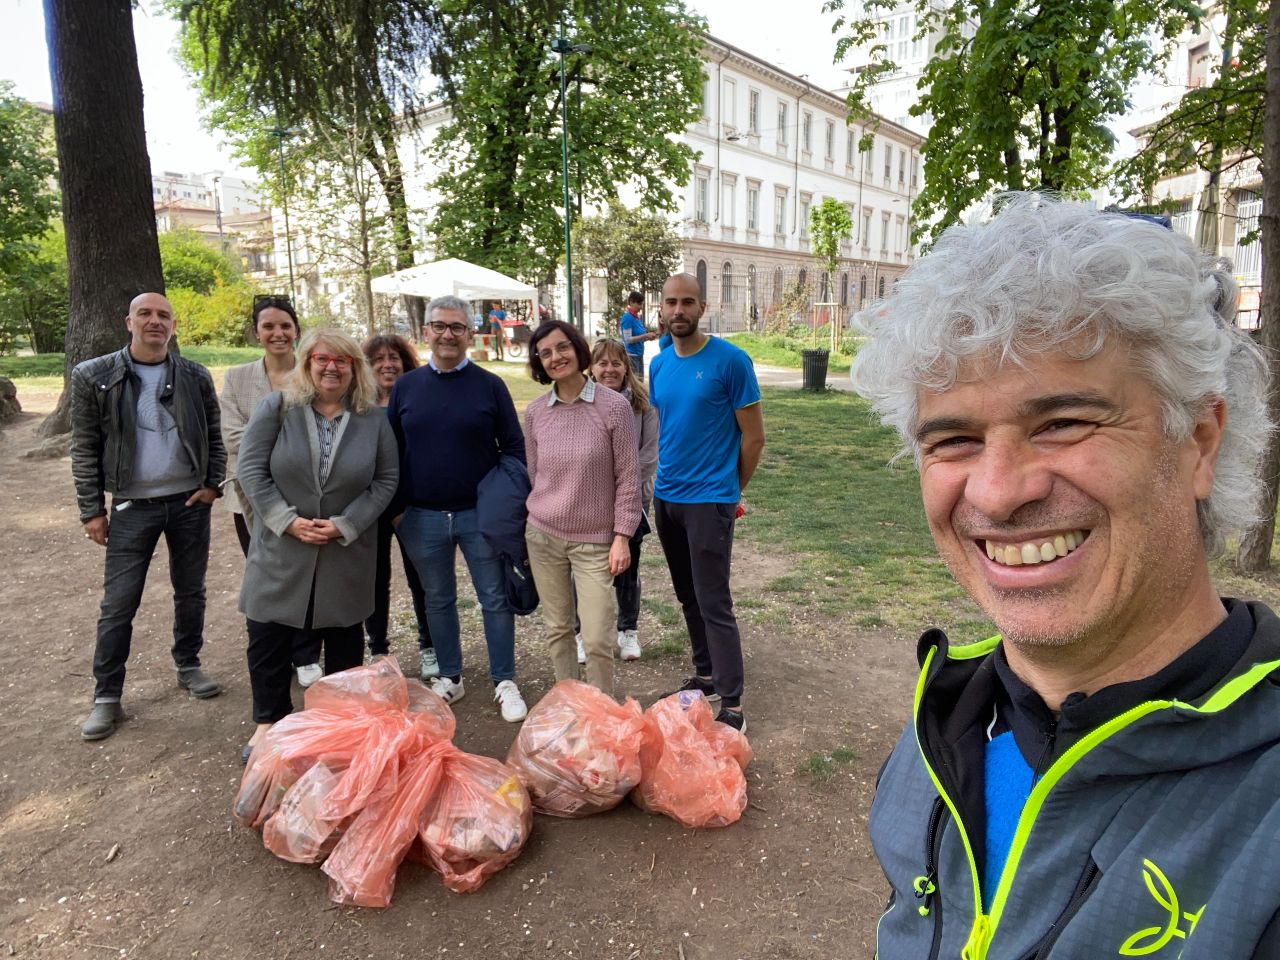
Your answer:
[728,331,856,371]
[743,386,994,644]
[644,633,689,658]
[641,596,683,627]
[0,353,64,377]
[795,744,860,782]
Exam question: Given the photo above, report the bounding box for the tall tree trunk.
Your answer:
[39,0,164,437]
[368,80,422,340]
[1234,0,1280,571]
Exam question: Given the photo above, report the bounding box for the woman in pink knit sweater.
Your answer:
[523,321,642,699]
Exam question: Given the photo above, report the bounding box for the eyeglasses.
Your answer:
[254,294,293,309]
[427,320,470,336]
[536,341,576,361]
[310,353,353,369]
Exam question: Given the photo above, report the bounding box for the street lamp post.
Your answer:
[551,25,591,330]
[268,125,297,300]
[212,174,226,258]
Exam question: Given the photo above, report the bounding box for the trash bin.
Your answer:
[801,348,829,391]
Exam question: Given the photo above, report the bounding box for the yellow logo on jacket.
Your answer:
[1118,859,1205,956]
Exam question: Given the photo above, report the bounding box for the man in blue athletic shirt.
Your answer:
[618,291,654,379]
[851,196,1280,958]
[649,272,764,734]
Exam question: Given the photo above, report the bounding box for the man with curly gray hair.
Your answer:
[853,195,1280,958]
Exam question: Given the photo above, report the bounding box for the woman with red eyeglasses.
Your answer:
[234,329,398,763]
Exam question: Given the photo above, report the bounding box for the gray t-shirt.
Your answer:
[118,359,199,499]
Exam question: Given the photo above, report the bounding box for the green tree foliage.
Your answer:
[810,197,853,279]
[171,0,435,286]
[1114,1,1264,212]
[158,228,241,295]
[0,81,60,279]
[0,226,68,354]
[826,0,1200,240]
[426,1,705,283]
[169,281,255,345]
[573,201,684,326]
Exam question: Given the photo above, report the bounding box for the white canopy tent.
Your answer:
[370,257,536,302]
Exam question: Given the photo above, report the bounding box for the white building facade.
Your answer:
[682,36,922,334]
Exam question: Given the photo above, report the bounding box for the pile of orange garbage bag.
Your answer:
[233,659,532,905]
[235,672,754,906]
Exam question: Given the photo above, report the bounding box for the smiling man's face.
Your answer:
[125,293,176,354]
[915,342,1222,655]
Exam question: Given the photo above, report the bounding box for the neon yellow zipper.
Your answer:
[915,636,1280,960]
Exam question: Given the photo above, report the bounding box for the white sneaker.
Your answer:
[618,629,642,662]
[575,633,586,664]
[419,648,440,680]
[494,679,528,723]
[429,675,465,704]
[296,663,323,688]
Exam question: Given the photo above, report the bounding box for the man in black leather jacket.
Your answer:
[70,292,226,740]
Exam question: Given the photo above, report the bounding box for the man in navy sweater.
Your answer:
[389,295,528,722]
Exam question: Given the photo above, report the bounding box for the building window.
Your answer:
[722,179,737,227]
[860,275,867,303]
[883,143,891,181]
[1170,199,1194,237]
[773,266,784,301]
[748,89,761,133]
[747,185,760,231]
[696,260,708,297]
[1235,190,1262,282]
[846,129,856,167]
[862,137,873,178]
[878,275,886,298]
[802,111,812,153]
[881,212,891,252]
[722,261,735,302]
[840,272,849,306]
[701,74,710,118]
[861,210,872,247]
[747,263,757,306]
[825,120,835,160]
[798,268,807,293]
[695,174,709,222]
[898,149,906,184]
[777,102,788,145]
[774,192,787,234]
[799,197,811,237]
[911,154,919,190]
[1188,42,1211,88]
[722,78,737,127]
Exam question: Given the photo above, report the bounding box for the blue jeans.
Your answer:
[397,506,515,682]
[93,494,211,701]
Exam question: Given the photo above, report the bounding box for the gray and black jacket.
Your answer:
[70,346,226,522]
[870,599,1280,959]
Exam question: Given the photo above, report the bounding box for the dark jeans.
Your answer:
[628,353,645,381]
[366,513,431,656]
[245,586,364,723]
[654,498,743,708]
[232,512,321,668]
[92,494,211,702]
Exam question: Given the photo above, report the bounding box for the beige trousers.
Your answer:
[525,525,616,698]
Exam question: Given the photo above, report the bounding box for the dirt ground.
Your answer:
[0,385,920,960]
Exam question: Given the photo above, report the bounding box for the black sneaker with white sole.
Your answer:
[662,676,721,703]
[715,708,746,734]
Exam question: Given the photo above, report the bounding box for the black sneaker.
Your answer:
[662,676,721,703]
[715,708,747,735]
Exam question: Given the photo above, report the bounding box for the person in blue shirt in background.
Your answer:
[648,273,764,733]
[618,291,656,379]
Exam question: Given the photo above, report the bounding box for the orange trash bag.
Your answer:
[416,750,532,893]
[323,739,452,908]
[262,762,352,863]
[505,679,646,818]
[303,657,409,714]
[233,708,363,828]
[632,690,753,829]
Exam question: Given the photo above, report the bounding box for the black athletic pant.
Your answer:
[366,513,431,656]
[654,498,743,708]
[245,583,363,724]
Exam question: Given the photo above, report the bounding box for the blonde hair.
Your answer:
[590,338,649,414]
[286,328,378,415]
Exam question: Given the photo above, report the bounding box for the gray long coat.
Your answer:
[236,391,398,628]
